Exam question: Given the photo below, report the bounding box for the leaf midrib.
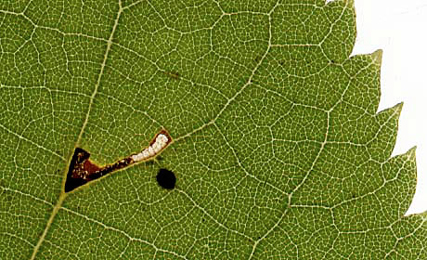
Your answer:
[29,1,124,259]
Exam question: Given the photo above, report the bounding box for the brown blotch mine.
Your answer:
[65,148,132,192]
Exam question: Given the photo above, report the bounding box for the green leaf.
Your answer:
[1,0,425,259]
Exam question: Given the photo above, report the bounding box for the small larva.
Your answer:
[131,132,170,162]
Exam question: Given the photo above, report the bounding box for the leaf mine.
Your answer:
[65,130,172,192]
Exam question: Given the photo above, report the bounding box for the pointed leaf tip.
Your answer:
[393,102,404,116]
[370,49,383,66]
[406,146,417,160]
[378,102,403,119]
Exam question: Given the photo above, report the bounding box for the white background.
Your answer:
[341,0,427,215]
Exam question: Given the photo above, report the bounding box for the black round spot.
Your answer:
[156,168,176,189]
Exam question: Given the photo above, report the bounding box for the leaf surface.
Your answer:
[0,0,425,259]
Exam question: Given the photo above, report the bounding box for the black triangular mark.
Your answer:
[65,148,90,192]
[65,148,131,192]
